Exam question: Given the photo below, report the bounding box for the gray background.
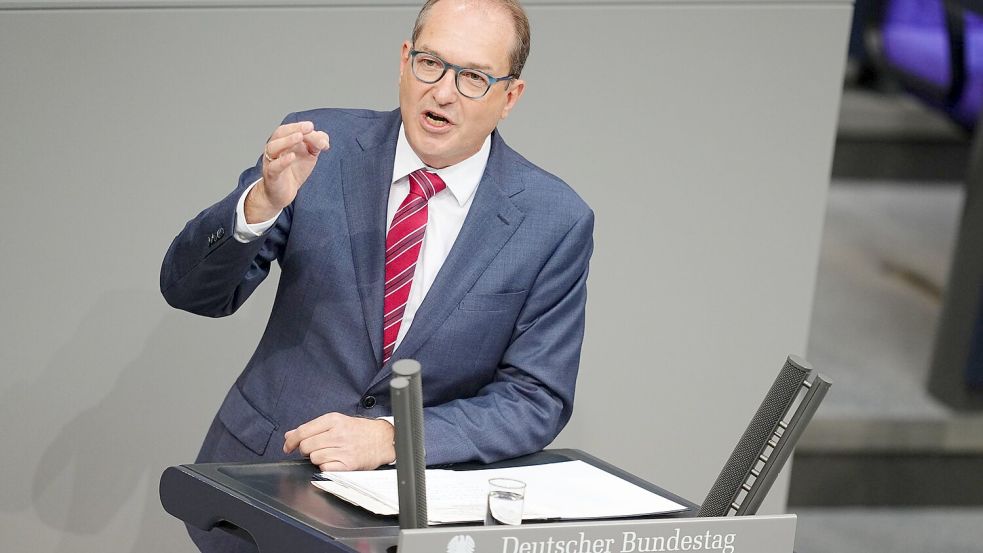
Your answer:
[0,1,850,552]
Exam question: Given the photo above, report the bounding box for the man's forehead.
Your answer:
[413,0,514,70]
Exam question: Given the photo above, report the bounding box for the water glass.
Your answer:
[484,478,525,525]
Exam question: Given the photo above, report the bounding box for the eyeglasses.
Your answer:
[409,49,514,99]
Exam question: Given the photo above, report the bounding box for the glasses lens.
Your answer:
[412,53,445,83]
[456,69,491,98]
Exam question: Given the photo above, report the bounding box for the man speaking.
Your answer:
[161,0,593,549]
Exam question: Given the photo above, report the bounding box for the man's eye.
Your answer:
[421,58,440,68]
[461,70,487,84]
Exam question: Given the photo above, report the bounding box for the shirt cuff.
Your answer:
[234,178,281,243]
[378,417,396,464]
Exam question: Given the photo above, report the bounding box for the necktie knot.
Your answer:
[408,169,447,201]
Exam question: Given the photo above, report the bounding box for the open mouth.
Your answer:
[424,111,451,127]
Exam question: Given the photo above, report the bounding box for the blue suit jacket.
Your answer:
[161,108,593,466]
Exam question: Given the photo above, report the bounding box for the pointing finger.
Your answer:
[269,121,314,141]
[265,132,304,162]
[302,131,330,156]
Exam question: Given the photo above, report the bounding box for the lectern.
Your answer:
[159,449,696,553]
[161,355,826,553]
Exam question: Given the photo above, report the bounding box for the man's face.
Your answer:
[399,0,525,169]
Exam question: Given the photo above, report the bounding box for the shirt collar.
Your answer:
[392,124,490,207]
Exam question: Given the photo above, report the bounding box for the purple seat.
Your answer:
[880,0,983,128]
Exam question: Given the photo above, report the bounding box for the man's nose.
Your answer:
[432,69,459,104]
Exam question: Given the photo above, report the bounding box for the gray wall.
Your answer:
[0,2,850,552]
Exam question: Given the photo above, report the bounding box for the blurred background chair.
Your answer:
[864,0,983,404]
[873,0,983,130]
[792,2,983,548]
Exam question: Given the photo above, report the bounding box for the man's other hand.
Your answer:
[245,120,330,223]
[283,413,396,471]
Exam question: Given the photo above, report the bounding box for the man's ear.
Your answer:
[399,40,412,78]
[500,79,525,120]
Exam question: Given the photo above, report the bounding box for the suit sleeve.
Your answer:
[160,116,298,317]
[421,208,594,465]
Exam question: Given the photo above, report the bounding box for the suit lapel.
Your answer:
[367,131,527,388]
[342,110,401,367]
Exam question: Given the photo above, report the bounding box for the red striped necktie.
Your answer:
[382,169,447,365]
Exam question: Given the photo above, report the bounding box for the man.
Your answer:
[162,0,592,549]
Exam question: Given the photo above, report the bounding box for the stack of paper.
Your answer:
[312,460,687,524]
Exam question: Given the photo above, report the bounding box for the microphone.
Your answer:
[391,359,427,529]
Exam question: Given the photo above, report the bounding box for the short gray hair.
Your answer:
[411,0,531,78]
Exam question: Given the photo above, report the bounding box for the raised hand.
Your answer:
[244,121,330,223]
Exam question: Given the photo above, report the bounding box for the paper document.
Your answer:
[311,460,687,524]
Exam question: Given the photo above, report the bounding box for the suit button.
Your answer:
[361,396,377,409]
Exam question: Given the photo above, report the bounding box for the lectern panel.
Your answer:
[160,449,697,553]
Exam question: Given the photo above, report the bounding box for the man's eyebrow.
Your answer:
[416,45,496,73]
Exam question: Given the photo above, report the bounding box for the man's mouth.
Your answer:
[424,111,451,127]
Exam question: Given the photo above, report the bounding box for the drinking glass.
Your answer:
[484,478,525,525]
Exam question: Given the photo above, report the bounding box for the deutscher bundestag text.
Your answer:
[500,529,738,553]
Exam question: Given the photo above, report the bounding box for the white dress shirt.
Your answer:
[234,124,491,351]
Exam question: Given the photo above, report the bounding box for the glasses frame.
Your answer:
[408,49,514,99]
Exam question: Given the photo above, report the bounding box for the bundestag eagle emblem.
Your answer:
[447,534,476,553]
